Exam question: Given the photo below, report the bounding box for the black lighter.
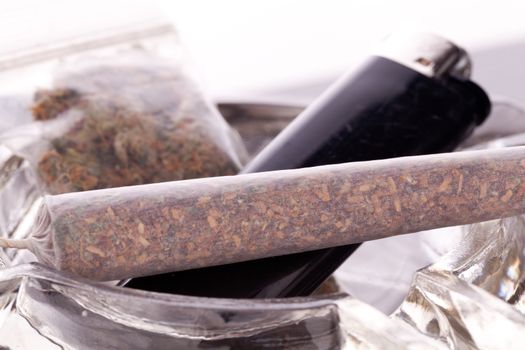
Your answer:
[126,32,491,298]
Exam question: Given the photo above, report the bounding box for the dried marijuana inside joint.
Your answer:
[1,146,525,282]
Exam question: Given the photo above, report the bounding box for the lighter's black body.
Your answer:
[126,50,491,298]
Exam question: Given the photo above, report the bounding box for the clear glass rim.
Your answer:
[2,262,349,311]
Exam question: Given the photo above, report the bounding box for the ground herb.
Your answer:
[2,146,525,281]
[30,62,242,194]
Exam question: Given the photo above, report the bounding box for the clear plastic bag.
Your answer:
[0,33,244,195]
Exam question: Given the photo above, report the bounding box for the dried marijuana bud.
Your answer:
[32,88,81,121]
[30,61,243,194]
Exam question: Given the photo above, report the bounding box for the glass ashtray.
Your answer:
[1,100,525,349]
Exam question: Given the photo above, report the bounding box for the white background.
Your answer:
[2,0,525,104]
[159,0,525,105]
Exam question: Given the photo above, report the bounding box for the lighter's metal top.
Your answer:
[376,31,472,79]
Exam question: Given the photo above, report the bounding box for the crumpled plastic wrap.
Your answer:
[393,217,525,350]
